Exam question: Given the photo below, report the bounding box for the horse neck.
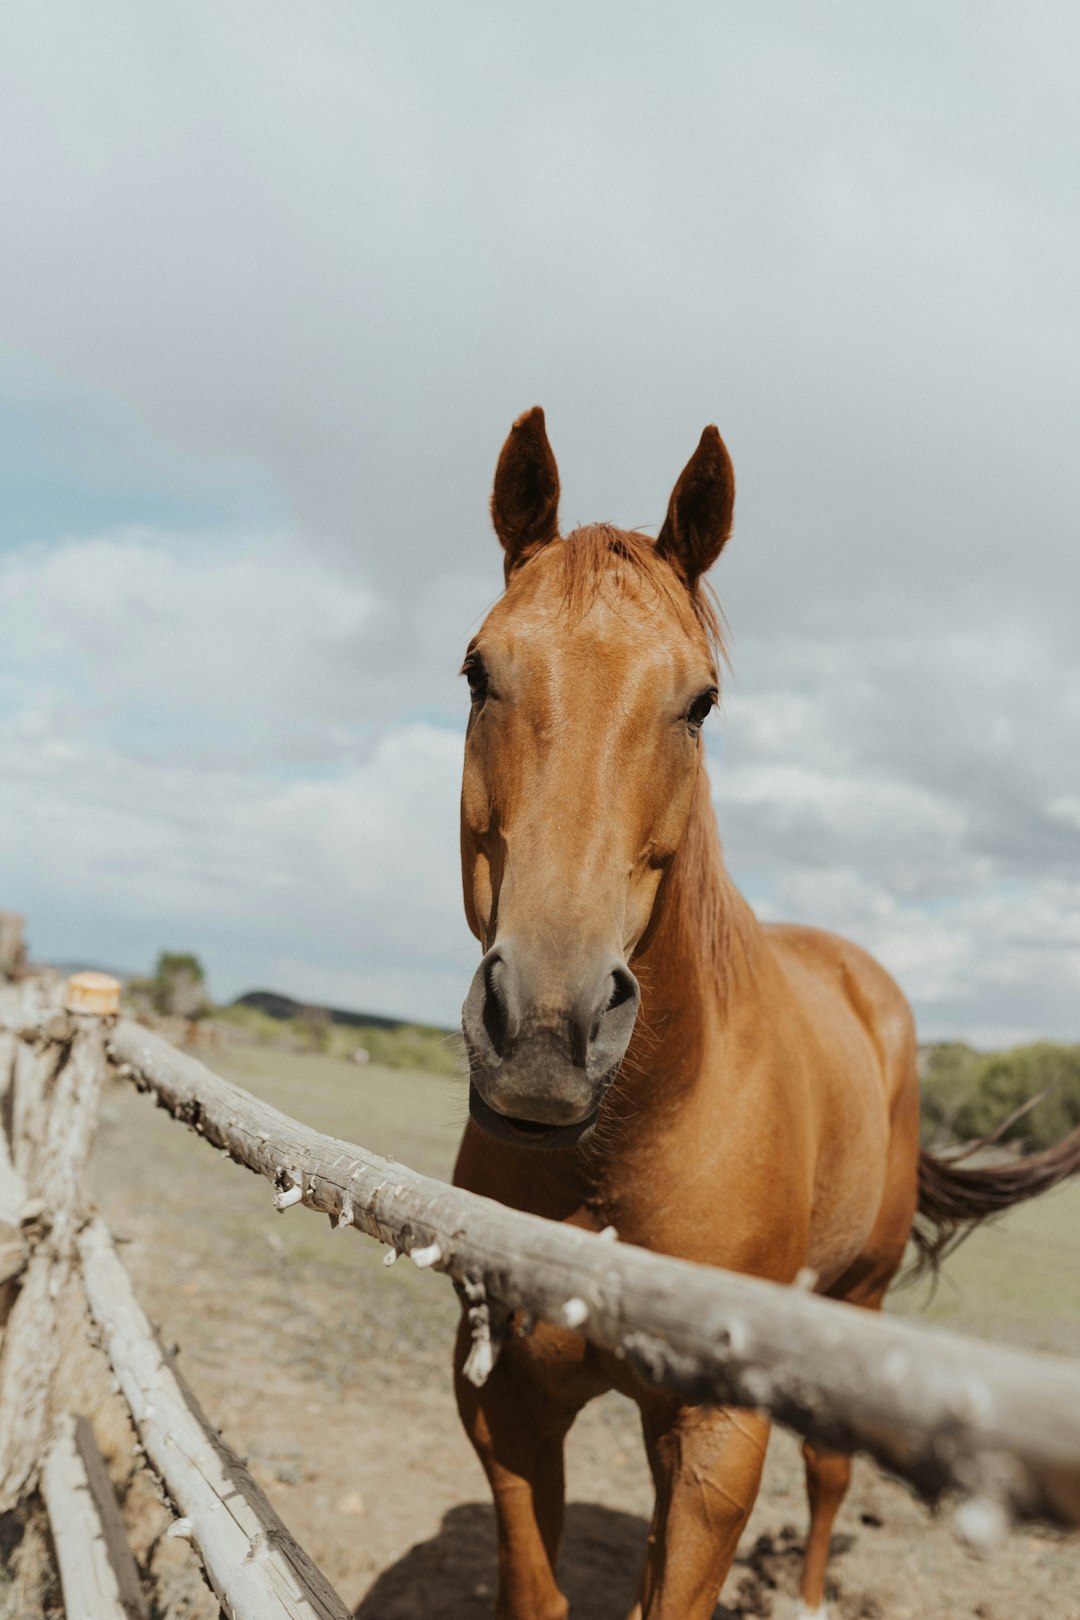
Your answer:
[627,765,759,1096]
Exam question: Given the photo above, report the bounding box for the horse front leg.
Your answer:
[629,1395,770,1620]
[454,1315,600,1620]
[795,1273,897,1616]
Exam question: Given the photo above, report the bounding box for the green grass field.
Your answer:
[890,1177,1080,1356]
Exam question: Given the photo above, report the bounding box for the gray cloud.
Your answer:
[1,2,1077,1037]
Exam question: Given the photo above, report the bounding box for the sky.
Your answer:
[1,2,1078,1043]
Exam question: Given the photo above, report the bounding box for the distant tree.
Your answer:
[919,1042,981,1145]
[295,1004,332,1053]
[150,952,207,1018]
[921,1039,1080,1153]
[953,1043,1080,1152]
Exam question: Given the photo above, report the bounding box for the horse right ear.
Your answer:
[656,425,735,590]
[491,407,560,578]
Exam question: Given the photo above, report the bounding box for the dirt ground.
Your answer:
[79,1043,1080,1620]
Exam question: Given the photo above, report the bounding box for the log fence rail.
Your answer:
[1,972,1079,1615]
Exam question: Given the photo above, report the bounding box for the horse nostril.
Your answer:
[606,965,638,1014]
[482,953,512,1058]
[590,964,640,1043]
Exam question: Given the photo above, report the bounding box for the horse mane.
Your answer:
[666,769,758,1003]
[554,524,727,668]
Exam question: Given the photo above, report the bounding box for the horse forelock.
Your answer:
[530,523,727,669]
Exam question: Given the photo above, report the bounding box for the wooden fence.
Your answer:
[2,973,1080,1614]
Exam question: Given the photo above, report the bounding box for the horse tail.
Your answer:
[911,1123,1080,1276]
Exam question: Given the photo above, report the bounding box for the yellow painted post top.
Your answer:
[65,972,122,1016]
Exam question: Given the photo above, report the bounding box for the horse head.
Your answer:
[459,407,734,1148]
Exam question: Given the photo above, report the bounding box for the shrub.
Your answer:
[921,1041,1080,1151]
[210,1001,463,1075]
[348,1023,463,1076]
[126,952,208,1019]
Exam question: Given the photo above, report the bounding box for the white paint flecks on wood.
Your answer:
[561,1297,589,1328]
[409,1242,442,1268]
[954,1493,1010,1555]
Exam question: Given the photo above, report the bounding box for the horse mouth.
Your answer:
[468,1084,600,1151]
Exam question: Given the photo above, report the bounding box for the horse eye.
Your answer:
[462,656,489,704]
[687,688,717,732]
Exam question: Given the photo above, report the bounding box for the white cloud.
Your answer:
[0,528,387,753]
[710,619,1080,1043]
[1,528,476,1020]
[0,704,472,1021]
[0,3,1078,1040]
[2,1,1079,626]
[3,518,1078,1040]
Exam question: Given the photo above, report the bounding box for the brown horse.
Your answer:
[452,408,1080,1620]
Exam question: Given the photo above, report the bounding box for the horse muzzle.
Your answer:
[461,941,640,1150]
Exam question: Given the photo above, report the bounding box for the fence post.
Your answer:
[0,1019,28,1327]
[0,911,26,981]
[0,974,119,1508]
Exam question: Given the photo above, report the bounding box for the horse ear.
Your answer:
[491,406,560,577]
[656,425,735,589]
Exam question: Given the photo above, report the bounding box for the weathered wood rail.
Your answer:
[3,974,1080,1613]
[41,1414,147,1620]
[104,1015,1080,1533]
[79,1216,349,1620]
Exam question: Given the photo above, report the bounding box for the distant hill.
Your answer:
[232,989,452,1036]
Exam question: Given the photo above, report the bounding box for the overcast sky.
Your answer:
[1,2,1077,1043]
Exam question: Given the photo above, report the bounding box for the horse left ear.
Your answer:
[656,425,735,589]
[491,406,561,579]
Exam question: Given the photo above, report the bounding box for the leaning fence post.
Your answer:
[0,973,120,1508]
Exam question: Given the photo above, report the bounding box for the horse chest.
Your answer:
[589,1130,812,1282]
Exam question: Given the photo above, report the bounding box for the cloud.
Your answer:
[1,4,1077,612]
[0,527,385,755]
[0,527,476,1019]
[0,516,1077,1041]
[0,3,1077,1040]
[1,700,473,1022]
[712,615,1080,1042]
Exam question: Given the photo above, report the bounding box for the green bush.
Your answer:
[921,1041,1080,1151]
[209,1003,289,1042]
[125,951,208,1018]
[920,1042,981,1144]
[209,1002,463,1076]
[348,1023,463,1076]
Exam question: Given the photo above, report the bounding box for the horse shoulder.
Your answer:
[756,923,920,1284]
[761,922,916,1105]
